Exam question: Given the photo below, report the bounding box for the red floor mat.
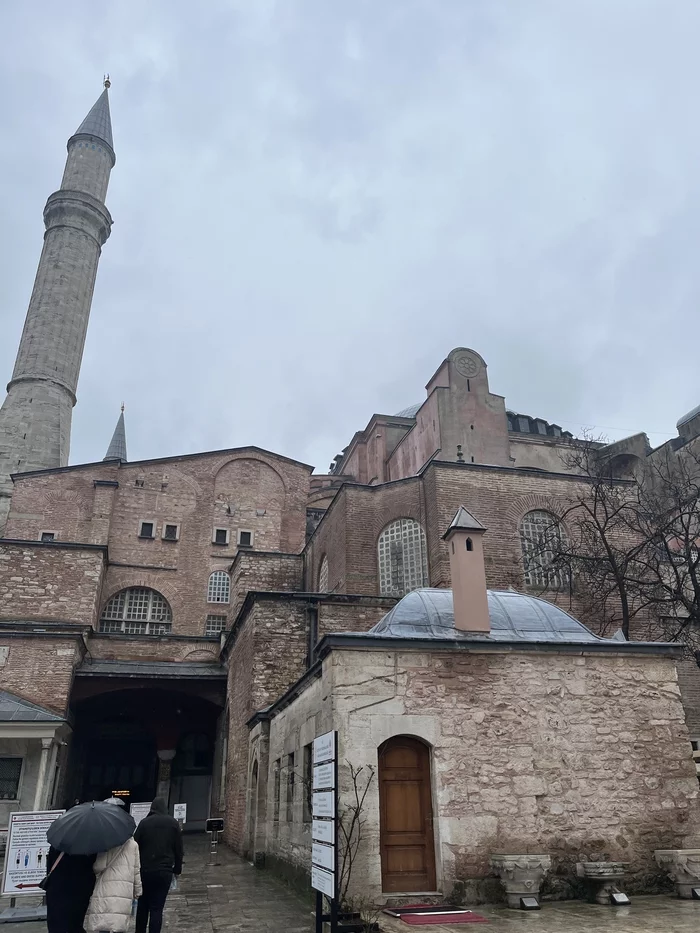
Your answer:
[399,911,488,924]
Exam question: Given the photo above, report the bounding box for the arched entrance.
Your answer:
[67,688,221,826]
[378,736,436,893]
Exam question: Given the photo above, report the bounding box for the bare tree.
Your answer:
[526,433,700,649]
[338,761,376,909]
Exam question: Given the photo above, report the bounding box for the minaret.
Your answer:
[0,80,115,530]
[104,405,127,462]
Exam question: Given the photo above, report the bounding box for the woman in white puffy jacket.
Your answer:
[85,837,143,933]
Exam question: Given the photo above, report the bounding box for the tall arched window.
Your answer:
[519,510,569,590]
[378,518,429,597]
[318,556,329,593]
[100,587,172,635]
[207,570,230,604]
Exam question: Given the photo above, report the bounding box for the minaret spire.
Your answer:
[0,83,116,530]
[104,405,127,462]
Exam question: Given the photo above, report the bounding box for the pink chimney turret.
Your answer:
[443,506,490,634]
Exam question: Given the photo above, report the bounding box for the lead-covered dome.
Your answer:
[369,588,609,644]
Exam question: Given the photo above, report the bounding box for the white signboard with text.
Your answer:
[313,763,335,790]
[312,819,334,844]
[313,731,336,765]
[312,791,335,819]
[311,865,335,899]
[173,804,187,822]
[129,802,152,827]
[312,842,335,872]
[2,810,64,896]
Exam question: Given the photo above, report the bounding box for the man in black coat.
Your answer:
[134,798,183,933]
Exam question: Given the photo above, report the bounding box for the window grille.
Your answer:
[378,518,429,597]
[238,530,253,547]
[213,528,229,546]
[520,510,569,590]
[0,758,22,800]
[207,571,230,604]
[162,524,179,541]
[100,587,172,635]
[318,557,329,593]
[205,614,226,636]
[139,521,155,538]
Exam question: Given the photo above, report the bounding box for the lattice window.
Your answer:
[378,518,429,597]
[318,557,329,593]
[205,614,227,636]
[207,571,230,604]
[100,587,173,635]
[520,510,569,590]
[0,758,22,800]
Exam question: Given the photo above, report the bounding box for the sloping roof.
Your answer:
[0,691,64,723]
[74,88,113,149]
[369,588,610,644]
[443,505,486,537]
[394,403,421,418]
[76,659,226,679]
[104,410,127,462]
[678,403,700,429]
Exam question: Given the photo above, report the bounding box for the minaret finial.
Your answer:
[120,401,125,413]
[104,74,111,89]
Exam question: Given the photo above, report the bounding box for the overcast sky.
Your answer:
[0,1,698,472]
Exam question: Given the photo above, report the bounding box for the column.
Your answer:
[32,738,54,811]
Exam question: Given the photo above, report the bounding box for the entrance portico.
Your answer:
[67,658,227,829]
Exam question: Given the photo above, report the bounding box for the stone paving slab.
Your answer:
[6,837,700,932]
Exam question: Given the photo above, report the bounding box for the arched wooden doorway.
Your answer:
[378,736,436,893]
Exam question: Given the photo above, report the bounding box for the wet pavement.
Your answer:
[5,836,700,931]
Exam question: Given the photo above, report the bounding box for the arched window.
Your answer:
[207,571,230,604]
[519,510,569,590]
[318,556,329,593]
[378,518,429,597]
[100,587,172,635]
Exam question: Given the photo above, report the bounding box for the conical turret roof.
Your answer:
[104,408,127,462]
[74,88,113,150]
[442,505,486,539]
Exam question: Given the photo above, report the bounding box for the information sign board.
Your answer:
[313,762,335,790]
[312,842,335,872]
[1,810,64,896]
[312,819,334,844]
[311,865,335,899]
[312,791,335,818]
[173,803,187,822]
[313,731,336,765]
[129,802,152,826]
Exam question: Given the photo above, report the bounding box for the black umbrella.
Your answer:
[47,801,136,855]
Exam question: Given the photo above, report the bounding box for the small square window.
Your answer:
[238,529,253,548]
[213,528,229,546]
[139,521,155,539]
[162,523,179,542]
[40,531,56,543]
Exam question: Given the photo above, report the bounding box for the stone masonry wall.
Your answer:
[224,598,310,851]
[0,542,105,626]
[327,647,700,900]
[230,552,303,619]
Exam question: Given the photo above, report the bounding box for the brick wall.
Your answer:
[0,542,105,625]
[230,552,303,618]
[0,635,82,714]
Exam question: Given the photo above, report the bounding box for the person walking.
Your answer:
[45,846,96,933]
[84,836,142,933]
[133,798,183,933]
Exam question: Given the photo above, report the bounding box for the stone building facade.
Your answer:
[1,85,700,900]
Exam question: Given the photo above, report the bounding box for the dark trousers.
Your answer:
[135,870,173,933]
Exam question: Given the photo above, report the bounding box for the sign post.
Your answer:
[129,802,152,827]
[205,817,224,866]
[173,803,187,828]
[312,730,338,933]
[1,810,64,898]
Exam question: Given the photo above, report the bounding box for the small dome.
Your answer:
[677,403,700,429]
[394,403,421,418]
[369,588,605,644]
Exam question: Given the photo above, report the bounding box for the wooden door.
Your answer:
[379,737,436,893]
